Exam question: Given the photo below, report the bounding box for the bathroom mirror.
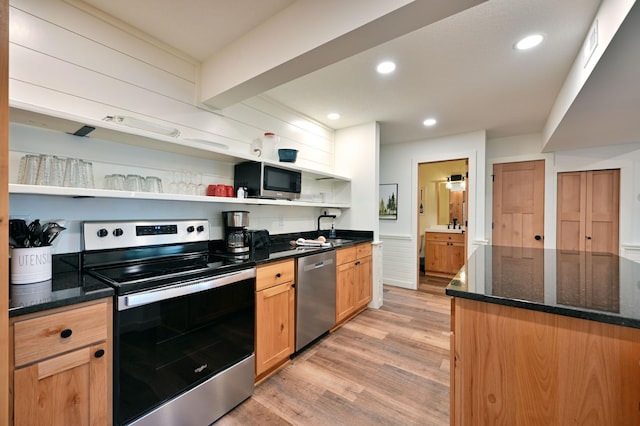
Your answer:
[437,181,465,225]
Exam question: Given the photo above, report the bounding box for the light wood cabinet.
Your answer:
[255,259,295,381]
[335,243,372,326]
[451,297,640,425]
[10,299,113,426]
[425,232,465,277]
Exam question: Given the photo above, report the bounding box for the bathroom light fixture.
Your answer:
[515,34,544,50]
[327,112,340,120]
[423,118,437,127]
[103,115,180,137]
[446,175,466,192]
[376,61,396,74]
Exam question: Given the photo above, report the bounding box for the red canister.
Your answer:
[214,185,226,197]
[206,185,217,196]
[225,185,234,197]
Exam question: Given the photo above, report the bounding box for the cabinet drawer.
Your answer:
[256,259,295,291]
[336,247,357,265]
[356,243,372,259]
[425,232,465,243]
[14,302,108,367]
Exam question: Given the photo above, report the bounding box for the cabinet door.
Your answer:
[336,262,356,323]
[13,343,108,426]
[449,243,466,275]
[355,255,372,309]
[255,282,295,377]
[425,240,448,274]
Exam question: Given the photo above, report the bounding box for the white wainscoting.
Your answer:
[380,234,417,290]
[622,244,640,263]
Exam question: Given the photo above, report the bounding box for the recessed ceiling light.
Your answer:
[376,61,396,74]
[515,34,544,50]
[423,118,437,127]
[327,112,340,120]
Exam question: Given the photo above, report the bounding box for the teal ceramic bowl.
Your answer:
[278,149,298,162]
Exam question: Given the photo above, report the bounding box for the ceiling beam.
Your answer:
[199,0,485,109]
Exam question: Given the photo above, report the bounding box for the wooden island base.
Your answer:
[451,298,640,425]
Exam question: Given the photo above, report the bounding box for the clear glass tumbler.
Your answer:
[20,155,40,185]
[63,158,80,187]
[145,176,163,193]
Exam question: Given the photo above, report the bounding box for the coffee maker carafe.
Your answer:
[222,211,250,256]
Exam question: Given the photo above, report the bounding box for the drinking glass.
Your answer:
[194,173,206,196]
[145,176,163,193]
[20,155,40,185]
[36,155,55,186]
[105,174,126,190]
[125,174,145,192]
[63,158,80,187]
[80,160,94,188]
[53,157,65,186]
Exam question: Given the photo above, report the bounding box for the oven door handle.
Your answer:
[118,268,256,310]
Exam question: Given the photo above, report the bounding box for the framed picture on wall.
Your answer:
[379,183,398,220]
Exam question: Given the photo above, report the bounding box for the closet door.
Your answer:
[587,169,619,254]
[557,169,619,254]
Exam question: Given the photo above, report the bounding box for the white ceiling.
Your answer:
[75,0,634,148]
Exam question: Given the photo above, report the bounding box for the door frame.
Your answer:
[417,159,468,278]
[414,154,475,288]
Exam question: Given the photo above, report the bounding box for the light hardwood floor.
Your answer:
[217,276,451,426]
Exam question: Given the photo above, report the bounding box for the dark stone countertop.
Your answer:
[209,229,374,265]
[9,253,114,318]
[445,245,640,329]
[9,230,374,318]
[251,230,374,264]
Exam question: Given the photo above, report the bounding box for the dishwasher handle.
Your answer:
[302,258,334,272]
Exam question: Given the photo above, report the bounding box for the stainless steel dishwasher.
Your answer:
[296,250,336,351]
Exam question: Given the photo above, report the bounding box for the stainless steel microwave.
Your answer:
[234,161,301,200]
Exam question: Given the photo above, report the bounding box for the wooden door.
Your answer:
[492,160,545,247]
[556,172,586,250]
[557,169,619,254]
[587,170,619,253]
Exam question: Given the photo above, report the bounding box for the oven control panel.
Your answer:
[83,220,210,251]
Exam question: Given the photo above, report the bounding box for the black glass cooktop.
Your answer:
[87,254,254,295]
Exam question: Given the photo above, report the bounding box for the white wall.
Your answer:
[335,122,382,307]
[379,131,486,289]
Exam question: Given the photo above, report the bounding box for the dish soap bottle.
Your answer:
[329,221,336,238]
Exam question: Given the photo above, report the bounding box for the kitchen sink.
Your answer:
[327,238,353,245]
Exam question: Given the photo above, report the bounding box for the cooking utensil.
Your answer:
[41,222,66,246]
[28,219,43,247]
[9,219,30,248]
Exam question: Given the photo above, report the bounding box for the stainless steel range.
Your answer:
[82,220,255,426]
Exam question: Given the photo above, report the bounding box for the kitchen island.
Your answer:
[446,245,640,426]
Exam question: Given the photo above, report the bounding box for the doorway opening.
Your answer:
[417,159,468,290]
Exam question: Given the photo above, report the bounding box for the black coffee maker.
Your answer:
[222,211,250,256]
